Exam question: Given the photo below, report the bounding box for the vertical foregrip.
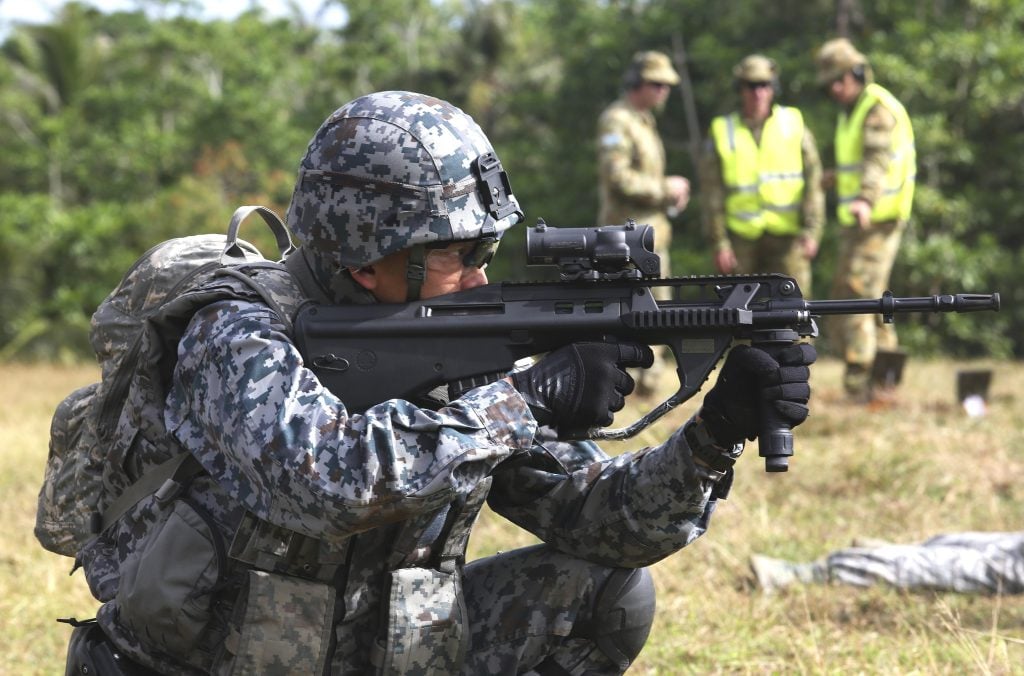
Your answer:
[750,328,802,472]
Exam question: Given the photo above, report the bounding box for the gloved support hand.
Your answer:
[699,343,816,447]
[510,341,654,438]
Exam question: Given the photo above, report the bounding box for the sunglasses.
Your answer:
[742,81,773,90]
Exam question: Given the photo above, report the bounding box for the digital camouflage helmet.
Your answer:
[286,91,523,300]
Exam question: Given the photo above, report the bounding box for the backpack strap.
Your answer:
[433,477,492,573]
[215,265,299,336]
[96,452,204,535]
[222,205,295,264]
[284,247,334,306]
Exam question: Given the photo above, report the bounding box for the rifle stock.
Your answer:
[295,222,1000,473]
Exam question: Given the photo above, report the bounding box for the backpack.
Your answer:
[35,206,297,559]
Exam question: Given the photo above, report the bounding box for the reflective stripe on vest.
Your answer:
[835,83,916,225]
[711,105,806,240]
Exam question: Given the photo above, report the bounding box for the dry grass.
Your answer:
[1,363,101,675]
[4,358,1024,674]
[469,357,1024,674]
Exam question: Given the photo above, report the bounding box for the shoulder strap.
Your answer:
[387,477,494,573]
[214,264,300,336]
[97,452,204,535]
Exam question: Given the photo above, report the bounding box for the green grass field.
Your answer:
[4,358,1023,674]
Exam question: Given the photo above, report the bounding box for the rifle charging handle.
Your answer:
[750,328,801,472]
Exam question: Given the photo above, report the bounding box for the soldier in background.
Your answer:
[597,50,691,395]
[700,54,825,297]
[816,38,916,401]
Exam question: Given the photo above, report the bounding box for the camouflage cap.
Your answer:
[628,51,680,86]
[815,38,869,84]
[285,91,523,270]
[733,54,778,83]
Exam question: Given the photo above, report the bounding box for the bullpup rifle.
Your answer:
[295,220,1000,473]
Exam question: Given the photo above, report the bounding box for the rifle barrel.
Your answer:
[805,293,1000,316]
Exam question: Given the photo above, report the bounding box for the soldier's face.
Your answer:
[421,241,491,297]
[828,72,862,106]
[349,243,490,302]
[642,81,671,108]
[740,81,774,121]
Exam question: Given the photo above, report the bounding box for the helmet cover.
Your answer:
[286,91,523,272]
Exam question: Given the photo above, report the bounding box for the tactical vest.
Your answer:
[70,214,487,674]
[835,83,916,226]
[710,105,806,240]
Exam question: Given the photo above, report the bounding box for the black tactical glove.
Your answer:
[510,341,654,437]
[699,343,816,447]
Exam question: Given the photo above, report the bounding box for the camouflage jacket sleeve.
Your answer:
[166,299,537,541]
[486,425,720,568]
[858,103,897,207]
[800,126,825,243]
[698,137,731,252]
[597,107,672,208]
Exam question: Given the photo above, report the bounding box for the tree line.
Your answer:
[1,0,1020,361]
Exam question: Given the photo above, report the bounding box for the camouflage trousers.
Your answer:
[462,544,655,675]
[827,220,905,370]
[731,232,813,298]
[827,531,1024,594]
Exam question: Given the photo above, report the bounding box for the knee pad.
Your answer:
[576,567,656,670]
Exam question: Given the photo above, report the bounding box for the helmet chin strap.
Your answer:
[406,243,427,302]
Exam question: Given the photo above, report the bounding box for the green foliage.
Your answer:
[1,0,1022,359]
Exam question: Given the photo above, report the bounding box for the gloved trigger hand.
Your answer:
[510,341,654,438]
[699,343,816,447]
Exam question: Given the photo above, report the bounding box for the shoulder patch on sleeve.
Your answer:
[600,132,623,148]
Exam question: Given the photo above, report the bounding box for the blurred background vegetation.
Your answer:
[0,0,1020,362]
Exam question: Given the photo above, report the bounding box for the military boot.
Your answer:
[749,555,828,593]
[842,363,872,402]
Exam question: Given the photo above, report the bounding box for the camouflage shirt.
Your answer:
[855,103,898,208]
[159,297,723,671]
[597,98,675,233]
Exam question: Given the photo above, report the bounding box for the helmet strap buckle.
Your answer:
[426,185,448,217]
[406,244,427,302]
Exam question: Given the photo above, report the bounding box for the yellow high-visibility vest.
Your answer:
[711,105,805,240]
[835,83,915,225]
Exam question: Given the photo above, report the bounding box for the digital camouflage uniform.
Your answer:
[828,532,1024,593]
[74,92,736,675]
[701,108,825,296]
[754,532,1024,594]
[158,294,722,674]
